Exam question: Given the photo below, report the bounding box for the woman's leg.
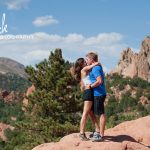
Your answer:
[89,111,100,132]
[80,101,92,134]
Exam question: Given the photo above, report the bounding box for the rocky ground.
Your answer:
[32,116,150,150]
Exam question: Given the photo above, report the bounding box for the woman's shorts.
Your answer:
[82,89,93,101]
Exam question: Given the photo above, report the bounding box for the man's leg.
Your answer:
[99,114,106,137]
[99,95,106,137]
[93,95,106,140]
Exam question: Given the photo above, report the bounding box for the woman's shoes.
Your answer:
[79,132,103,141]
[79,133,89,141]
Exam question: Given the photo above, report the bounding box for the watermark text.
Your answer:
[0,13,8,34]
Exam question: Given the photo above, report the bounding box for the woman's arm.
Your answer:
[82,62,99,72]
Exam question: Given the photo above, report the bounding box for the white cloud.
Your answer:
[84,33,123,45]
[1,0,30,10]
[33,15,59,27]
[64,33,84,43]
[32,32,62,42]
[23,50,50,63]
[0,32,127,71]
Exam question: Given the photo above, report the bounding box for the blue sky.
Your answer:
[0,0,150,72]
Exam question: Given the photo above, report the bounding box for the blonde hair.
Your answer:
[86,52,98,62]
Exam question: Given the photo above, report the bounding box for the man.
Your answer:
[85,52,107,141]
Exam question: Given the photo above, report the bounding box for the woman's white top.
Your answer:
[82,74,92,86]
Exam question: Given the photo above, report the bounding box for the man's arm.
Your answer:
[86,76,102,89]
[86,65,103,89]
[90,76,102,88]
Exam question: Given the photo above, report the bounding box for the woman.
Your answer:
[74,58,99,141]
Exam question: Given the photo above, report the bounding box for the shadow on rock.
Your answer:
[104,135,136,142]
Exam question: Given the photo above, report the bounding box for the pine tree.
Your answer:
[4,49,82,150]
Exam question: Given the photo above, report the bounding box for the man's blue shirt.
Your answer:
[89,65,106,96]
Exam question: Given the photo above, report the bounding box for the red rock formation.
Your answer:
[22,84,35,108]
[139,96,149,105]
[0,90,16,102]
[3,91,15,102]
[26,84,35,96]
[32,116,150,150]
[111,37,150,82]
[0,123,14,141]
[1,90,9,98]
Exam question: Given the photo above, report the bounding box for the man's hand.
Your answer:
[85,84,91,89]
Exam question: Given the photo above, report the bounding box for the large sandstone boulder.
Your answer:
[111,37,150,82]
[32,116,150,150]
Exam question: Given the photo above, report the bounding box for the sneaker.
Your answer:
[89,131,104,139]
[92,132,102,142]
[89,131,94,139]
[79,133,89,141]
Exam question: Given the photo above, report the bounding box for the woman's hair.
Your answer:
[74,58,85,81]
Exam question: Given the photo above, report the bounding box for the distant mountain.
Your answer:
[0,57,27,78]
[0,58,30,102]
[111,37,150,82]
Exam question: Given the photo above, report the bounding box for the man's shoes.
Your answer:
[91,132,103,142]
[79,133,89,141]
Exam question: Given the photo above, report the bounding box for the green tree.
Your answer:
[105,96,118,117]
[4,49,82,150]
[129,77,150,89]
